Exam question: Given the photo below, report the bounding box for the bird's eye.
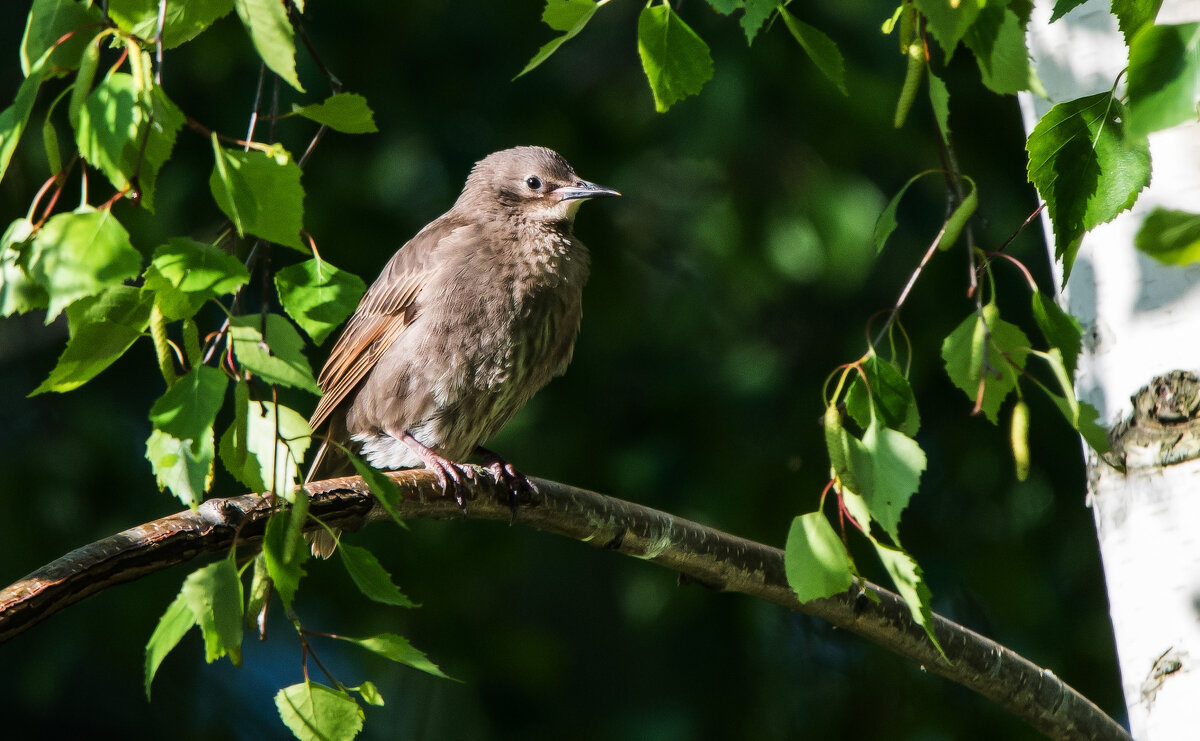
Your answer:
[525,176,543,190]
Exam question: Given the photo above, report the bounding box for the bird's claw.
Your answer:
[478,450,536,523]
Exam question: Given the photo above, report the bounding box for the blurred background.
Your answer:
[0,1,1121,738]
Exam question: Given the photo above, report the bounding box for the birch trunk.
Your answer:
[1018,2,1200,738]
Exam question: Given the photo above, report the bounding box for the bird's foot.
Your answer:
[476,446,537,522]
[398,430,474,511]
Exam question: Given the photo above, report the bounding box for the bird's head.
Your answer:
[460,146,620,225]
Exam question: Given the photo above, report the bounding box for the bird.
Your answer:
[304,145,619,557]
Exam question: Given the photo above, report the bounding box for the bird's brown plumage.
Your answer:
[305,146,618,555]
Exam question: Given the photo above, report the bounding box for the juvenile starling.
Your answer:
[305,146,619,556]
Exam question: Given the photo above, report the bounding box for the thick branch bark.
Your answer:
[0,472,1127,741]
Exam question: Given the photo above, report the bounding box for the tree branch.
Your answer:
[0,472,1127,741]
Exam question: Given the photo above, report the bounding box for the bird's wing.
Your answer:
[308,218,465,431]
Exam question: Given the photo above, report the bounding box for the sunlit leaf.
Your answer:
[107,0,234,50]
[149,366,229,441]
[1126,22,1200,138]
[516,0,600,78]
[1135,208,1200,266]
[144,591,195,699]
[20,0,104,76]
[963,7,1045,96]
[146,427,216,507]
[30,320,143,395]
[209,144,306,250]
[874,542,944,657]
[262,503,310,608]
[637,2,714,113]
[219,381,312,498]
[336,633,454,680]
[180,555,244,665]
[784,512,855,602]
[275,258,366,345]
[1030,292,1082,377]
[339,544,416,608]
[941,303,1029,423]
[292,93,378,134]
[143,238,250,320]
[276,682,363,741]
[779,9,847,95]
[26,208,142,323]
[229,313,321,393]
[913,0,987,62]
[1026,93,1150,278]
[233,0,304,91]
[860,417,926,543]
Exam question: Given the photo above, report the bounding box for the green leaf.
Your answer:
[1033,348,1110,455]
[142,238,249,320]
[339,544,416,608]
[291,93,378,134]
[1026,93,1151,278]
[75,73,184,211]
[147,427,216,507]
[229,313,321,393]
[1135,208,1200,265]
[1,220,47,317]
[275,258,367,345]
[181,555,244,665]
[20,0,104,76]
[219,381,312,497]
[30,321,143,395]
[1112,0,1164,42]
[1045,391,1109,455]
[336,633,454,680]
[107,0,235,49]
[26,207,143,323]
[740,0,776,44]
[233,0,304,91]
[349,681,384,707]
[940,304,1029,424]
[262,505,310,609]
[825,405,871,497]
[275,682,363,741]
[516,0,600,78]
[65,285,152,335]
[637,2,715,113]
[845,354,921,436]
[707,0,743,13]
[928,70,951,144]
[42,115,61,176]
[963,7,1045,96]
[209,144,306,250]
[784,512,855,603]
[68,35,100,130]
[244,553,272,632]
[345,451,406,528]
[874,542,944,657]
[860,417,926,543]
[1126,22,1200,138]
[779,10,847,95]
[913,0,987,62]
[0,74,44,186]
[144,591,195,699]
[1031,292,1082,377]
[873,171,927,253]
[149,366,229,441]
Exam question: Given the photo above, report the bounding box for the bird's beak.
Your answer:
[556,179,621,201]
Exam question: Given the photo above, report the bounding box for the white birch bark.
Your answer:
[1018,2,1200,738]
